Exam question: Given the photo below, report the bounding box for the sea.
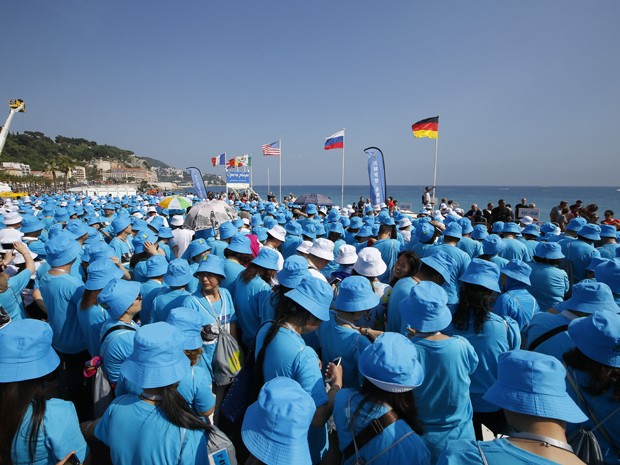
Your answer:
[201,185,620,220]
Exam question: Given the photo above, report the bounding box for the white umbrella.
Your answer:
[184,199,238,231]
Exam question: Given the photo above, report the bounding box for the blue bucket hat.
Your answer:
[251,214,263,227]
[227,233,253,255]
[20,214,44,234]
[146,254,168,277]
[471,225,489,241]
[87,216,102,226]
[186,238,211,259]
[263,217,277,230]
[340,216,351,228]
[285,277,333,321]
[164,259,193,287]
[594,258,620,294]
[555,281,619,314]
[328,222,345,236]
[334,276,380,312]
[219,221,237,240]
[419,251,453,283]
[483,350,587,423]
[578,224,601,241]
[157,226,173,239]
[285,220,302,236]
[586,256,608,273]
[133,231,158,254]
[569,311,620,368]
[120,322,190,389]
[491,221,504,234]
[501,259,532,286]
[540,222,560,236]
[442,222,462,239]
[306,204,318,215]
[358,333,424,393]
[85,258,124,290]
[242,377,314,465]
[148,216,164,232]
[233,218,244,228]
[196,254,227,278]
[600,224,617,239]
[534,242,564,259]
[252,247,280,271]
[458,217,473,235]
[566,217,587,232]
[112,216,131,235]
[399,281,451,333]
[97,279,141,319]
[45,232,82,267]
[252,226,268,242]
[502,222,521,235]
[355,225,374,238]
[277,255,310,288]
[84,241,115,263]
[459,258,501,292]
[167,307,203,350]
[416,222,435,243]
[54,208,69,223]
[522,224,541,237]
[0,319,60,382]
[482,234,504,255]
[349,217,363,229]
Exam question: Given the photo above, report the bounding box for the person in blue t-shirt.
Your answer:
[150,259,192,323]
[527,242,570,311]
[0,319,89,465]
[437,350,588,465]
[220,233,253,296]
[255,277,342,465]
[139,254,168,325]
[493,259,540,330]
[444,259,521,439]
[95,323,215,465]
[333,333,430,465]
[0,241,35,320]
[400,282,479,463]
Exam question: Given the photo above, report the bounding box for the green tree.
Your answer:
[56,155,76,192]
[44,158,60,191]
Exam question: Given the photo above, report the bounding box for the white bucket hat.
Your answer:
[353,247,387,277]
[268,225,286,242]
[335,244,358,265]
[308,238,335,261]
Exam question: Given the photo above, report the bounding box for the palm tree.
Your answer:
[56,155,76,192]
[44,158,60,192]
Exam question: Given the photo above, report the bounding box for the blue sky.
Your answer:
[3,0,619,186]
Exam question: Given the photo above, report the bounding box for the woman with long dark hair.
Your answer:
[254,276,342,464]
[0,319,88,464]
[564,312,620,464]
[234,248,279,349]
[94,322,221,463]
[333,333,430,465]
[445,259,521,440]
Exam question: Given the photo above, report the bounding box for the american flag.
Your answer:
[262,140,281,156]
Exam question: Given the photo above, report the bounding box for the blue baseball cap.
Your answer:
[97,279,141,319]
[146,254,168,277]
[167,307,203,350]
[483,350,587,423]
[242,377,314,465]
[334,276,380,312]
[227,233,253,255]
[555,281,619,314]
[569,311,620,368]
[358,333,424,393]
[164,259,193,287]
[399,281,451,332]
[85,258,124,291]
[277,255,310,288]
[252,247,280,271]
[196,254,227,278]
[534,242,564,259]
[120,322,190,389]
[45,232,82,267]
[285,277,333,321]
[0,319,60,382]
[501,259,532,286]
[459,258,501,292]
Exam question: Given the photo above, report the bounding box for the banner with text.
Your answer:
[226,171,250,189]
[364,147,387,207]
[186,166,208,199]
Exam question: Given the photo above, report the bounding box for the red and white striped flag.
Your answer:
[262,140,281,156]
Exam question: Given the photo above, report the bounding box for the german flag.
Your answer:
[412,116,439,139]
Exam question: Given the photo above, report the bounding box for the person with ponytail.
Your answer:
[254,276,343,464]
[0,319,89,465]
[95,322,213,464]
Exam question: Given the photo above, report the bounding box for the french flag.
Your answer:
[324,129,345,150]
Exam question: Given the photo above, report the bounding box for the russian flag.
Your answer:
[324,130,345,150]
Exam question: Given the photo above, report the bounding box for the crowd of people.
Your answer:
[0,191,619,465]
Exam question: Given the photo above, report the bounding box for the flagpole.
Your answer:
[432,136,439,206]
[279,139,282,205]
[225,152,228,199]
[267,168,270,196]
[341,128,345,208]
